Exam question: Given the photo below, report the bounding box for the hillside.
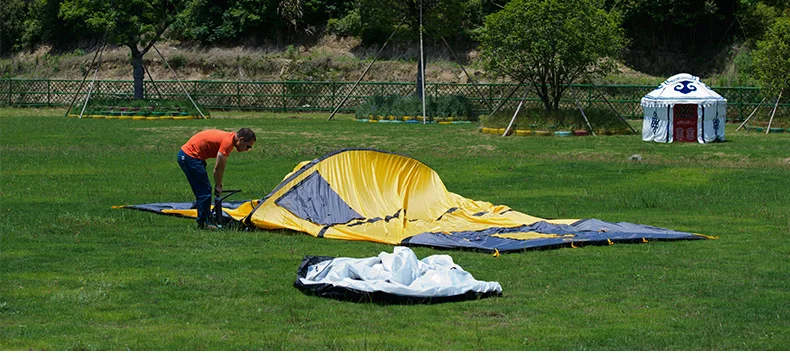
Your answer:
[2,35,664,85]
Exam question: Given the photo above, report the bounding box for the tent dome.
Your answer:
[641,73,726,108]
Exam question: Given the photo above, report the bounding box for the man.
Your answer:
[178,128,256,229]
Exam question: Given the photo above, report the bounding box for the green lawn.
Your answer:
[1,108,788,350]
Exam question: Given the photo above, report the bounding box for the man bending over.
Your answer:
[178,128,256,229]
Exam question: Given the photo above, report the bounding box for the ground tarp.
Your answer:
[294,246,502,304]
[125,148,711,253]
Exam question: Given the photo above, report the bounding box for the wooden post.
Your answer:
[736,97,765,131]
[766,90,783,134]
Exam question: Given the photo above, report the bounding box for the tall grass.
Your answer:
[1,107,789,350]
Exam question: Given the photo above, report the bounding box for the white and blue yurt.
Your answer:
[641,74,727,143]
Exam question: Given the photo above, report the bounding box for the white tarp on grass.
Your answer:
[294,247,502,303]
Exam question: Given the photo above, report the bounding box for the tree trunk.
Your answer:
[539,83,551,111]
[131,47,145,99]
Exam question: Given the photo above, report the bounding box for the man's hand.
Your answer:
[213,152,227,197]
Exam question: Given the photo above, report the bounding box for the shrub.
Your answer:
[169,54,187,70]
[327,9,362,37]
[482,107,629,130]
[354,94,479,120]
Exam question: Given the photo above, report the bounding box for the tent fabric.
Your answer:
[294,246,502,303]
[124,148,711,253]
[640,73,727,143]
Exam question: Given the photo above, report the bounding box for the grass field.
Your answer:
[2,108,789,350]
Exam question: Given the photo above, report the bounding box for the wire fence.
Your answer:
[1,78,787,121]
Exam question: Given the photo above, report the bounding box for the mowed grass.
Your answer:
[1,107,789,350]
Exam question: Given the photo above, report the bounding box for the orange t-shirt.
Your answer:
[180,129,235,160]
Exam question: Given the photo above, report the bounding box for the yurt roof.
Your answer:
[641,73,726,107]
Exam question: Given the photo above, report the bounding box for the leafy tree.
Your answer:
[59,0,186,99]
[0,0,29,55]
[477,0,625,111]
[609,0,748,75]
[738,1,790,42]
[357,0,469,43]
[170,0,280,44]
[752,12,790,95]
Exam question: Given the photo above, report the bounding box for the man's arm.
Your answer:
[213,152,228,195]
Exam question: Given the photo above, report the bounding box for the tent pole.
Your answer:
[65,31,107,116]
[585,73,636,133]
[419,0,427,124]
[438,33,494,111]
[765,89,782,134]
[153,44,207,119]
[78,40,108,119]
[736,97,765,131]
[327,16,407,121]
[570,81,596,136]
[503,87,529,136]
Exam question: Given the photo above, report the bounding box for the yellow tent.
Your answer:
[126,149,710,252]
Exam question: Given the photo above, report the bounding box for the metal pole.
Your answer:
[438,33,494,111]
[503,88,529,137]
[79,40,108,119]
[153,44,207,119]
[143,63,164,99]
[736,97,765,131]
[327,16,407,121]
[766,90,783,134]
[65,30,108,116]
[584,74,636,132]
[489,77,528,118]
[419,0,427,124]
[570,82,596,135]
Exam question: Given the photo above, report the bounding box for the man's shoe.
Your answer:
[200,222,221,230]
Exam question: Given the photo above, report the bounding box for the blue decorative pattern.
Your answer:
[673,81,698,94]
[650,111,660,133]
[713,110,720,137]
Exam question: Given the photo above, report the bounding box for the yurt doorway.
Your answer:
[673,104,698,142]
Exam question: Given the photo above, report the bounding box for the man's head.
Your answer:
[235,128,256,152]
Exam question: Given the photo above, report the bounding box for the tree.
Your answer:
[357,0,468,43]
[752,13,790,96]
[59,0,186,99]
[477,0,625,111]
[0,0,29,55]
[171,0,281,44]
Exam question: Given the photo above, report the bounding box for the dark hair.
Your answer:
[236,128,256,141]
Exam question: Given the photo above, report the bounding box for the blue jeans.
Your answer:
[178,149,212,226]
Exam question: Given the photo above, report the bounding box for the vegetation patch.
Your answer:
[67,98,209,119]
[354,94,479,122]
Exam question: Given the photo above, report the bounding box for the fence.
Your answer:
[1,78,787,121]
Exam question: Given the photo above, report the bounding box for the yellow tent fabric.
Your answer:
[246,149,578,242]
[126,148,708,252]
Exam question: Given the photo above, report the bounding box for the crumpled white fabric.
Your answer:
[298,247,502,297]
